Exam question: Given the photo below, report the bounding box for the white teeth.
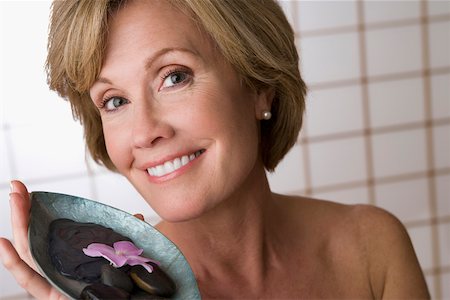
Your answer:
[147,150,204,177]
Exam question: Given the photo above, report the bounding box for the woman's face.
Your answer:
[89,0,270,222]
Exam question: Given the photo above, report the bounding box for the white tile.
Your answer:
[299,32,361,84]
[438,222,450,267]
[427,0,450,16]
[313,186,369,206]
[433,124,450,169]
[363,0,420,23]
[26,176,93,202]
[372,129,427,178]
[436,174,450,218]
[407,225,434,270]
[0,187,12,239]
[376,178,430,223]
[267,143,305,193]
[305,86,364,136]
[10,122,88,181]
[0,2,73,128]
[368,77,425,128]
[94,172,160,225]
[0,129,12,183]
[429,21,450,69]
[309,137,367,187]
[431,73,450,120]
[296,0,357,32]
[366,25,422,77]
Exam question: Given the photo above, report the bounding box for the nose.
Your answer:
[132,102,175,148]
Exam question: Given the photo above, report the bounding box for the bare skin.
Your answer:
[1,179,429,299]
[0,1,429,298]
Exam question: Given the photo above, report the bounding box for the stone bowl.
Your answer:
[28,191,201,299]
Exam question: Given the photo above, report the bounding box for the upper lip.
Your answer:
[137,148,205,170]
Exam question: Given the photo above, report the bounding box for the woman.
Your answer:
[0,0,429,298]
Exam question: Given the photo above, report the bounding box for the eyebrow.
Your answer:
[94,47,199,85]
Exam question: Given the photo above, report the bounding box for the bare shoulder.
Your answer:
[349,204,430,299]
[276,195,430,298]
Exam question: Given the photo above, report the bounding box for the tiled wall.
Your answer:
[0,1,449,299]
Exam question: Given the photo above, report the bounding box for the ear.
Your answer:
[254,87,275,120]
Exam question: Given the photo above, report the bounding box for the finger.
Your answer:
[9,181,35,269]
[134,213,145,221]
[0,238,66,300]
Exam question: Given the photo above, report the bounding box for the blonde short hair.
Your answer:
[47,0,306,172]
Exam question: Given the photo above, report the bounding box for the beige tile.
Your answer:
[368,77,425,128]
[278,0,296,30]
[268,144,306,193]
[363,0,420,23]
[313,186,369,206]
[427,0,450,16]
[407,225,434,270]
[433,124,450,169]
[376,178,431,223]
[365,25,423,77]
[436,174,450,218]
[424,274,435,300]
[429,21,450,69]
[299,32,361,84]
[309,137,367,187]
[372,128,427,178]
[431,73,450,120]
[438,222,450,267]
[441,271,450,300]
[305,86,364,136]
[296,0,357,32]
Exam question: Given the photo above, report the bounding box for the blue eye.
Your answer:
[160,68,191,90]
[102,96,129,111]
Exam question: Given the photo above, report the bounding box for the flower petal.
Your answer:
[127,255,161,266]
[127,260,154,273]
[83,243,126,267]
[113,241,143,256]
[83,243,115,258]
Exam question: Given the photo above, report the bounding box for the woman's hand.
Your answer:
[0,180,67,300]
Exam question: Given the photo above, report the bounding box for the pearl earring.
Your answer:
[262,111,272,120]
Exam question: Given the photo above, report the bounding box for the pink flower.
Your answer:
[83,241,160,273]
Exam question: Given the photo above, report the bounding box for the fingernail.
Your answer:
[9,181,15,193]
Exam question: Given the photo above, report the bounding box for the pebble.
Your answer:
[130,264,176,297]
[101,264,134,292]
[80,283,130,300]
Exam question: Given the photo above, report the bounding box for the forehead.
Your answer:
[104,0,211,63]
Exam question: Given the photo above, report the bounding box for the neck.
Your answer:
[157,165,282,294]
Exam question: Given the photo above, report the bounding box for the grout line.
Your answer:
[297,117,450,145]
[286,167,450,198]
[420,1,442,297]
[308,66,450,91]
[357,0,375,205]
[293,0,313,197]
[297,13,450,38]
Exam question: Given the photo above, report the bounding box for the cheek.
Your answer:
[102,124,132,171]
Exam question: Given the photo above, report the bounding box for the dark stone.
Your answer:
[48,218,131,283]
[80,283,130,299]
[130,290,169,299]
[130,264,176,297]
[101,264,134,292]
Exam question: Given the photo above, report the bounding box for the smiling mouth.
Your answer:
[146,149,205,177]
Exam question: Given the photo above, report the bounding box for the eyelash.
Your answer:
[97,66,192,112]
[160,66,192,89]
